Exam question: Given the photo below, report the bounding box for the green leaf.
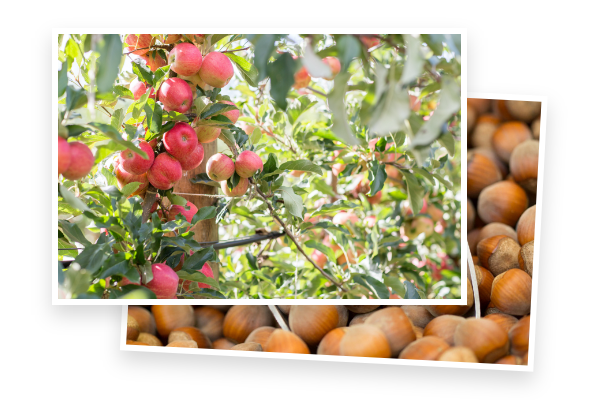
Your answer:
[279,160,322,175]
[437,132,455,157]
[411,76,460,147]
[120,182,141,198]
[192,206,217,224]
[74,243,112,275]
[65,85,87,111]
[110,108,125,132]
[303,43,332,79]
[336,35,361,72]
[118,285,157,299]
[400,170,425,215]
[182,247,216,271]
[278,187,303,218]
[113,85,134,98]
[58,60,68,97]
[400,34,425,86]
[67,125,88,137]
[132,91,149,119]
[225,53,259,87]
[368,161,387,196]
[131,59,153,85]
[95,34,123,93]
[383,275,406,298]
[403,280,421,299]
[59,184,91,213]
[200,102,237,120]
[267,52,296,110]
[305,240,335,264]
[88,123,148,158]
[58,219,92,246]
[177,270,219,290]
[252,34,277,81]
[144,100,163,134]
[327,72,359,145]
[167,192,187,206]
[311,200,359,217]
[152,65,171,91]
[368,61,411,136]
[353,275,389,299]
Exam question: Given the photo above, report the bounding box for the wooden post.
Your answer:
[173,140,219,282]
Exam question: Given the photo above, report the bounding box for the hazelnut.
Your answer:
[490,269,532,316]
[478,181,529,226]
[516,205,536,245]
[492,122,533,163]
[477,235,521,276]
[467,152,502,198]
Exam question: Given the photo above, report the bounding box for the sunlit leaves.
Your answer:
[95,34,123,93]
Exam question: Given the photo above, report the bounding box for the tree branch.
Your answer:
[141,186,158,222]
[251,180,347,291]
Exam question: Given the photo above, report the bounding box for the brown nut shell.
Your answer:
[423,315,465,346]
[454,318,509,363]
[364,307,416,357]
[399,336,450,360]
[478,181,529,226]
[490,269,532,316]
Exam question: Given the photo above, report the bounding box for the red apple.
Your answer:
[147,153,182,190]
[118,141,154,175]
[311,250,327,268]
[360,35,380,49]
[178,143,205,171]
[62,142,95,180]
[158,77,193,113]
[130,78,155,100]
[58,136,71,175]
[198,51,234,88]
[364,215,377,228]
[206,153,235,181]
[409,94,421,112]
[168,201,198,223]
[115,165,149,196]
[125,34,153,56]
[168,43,203,76]
[221,177,249,197]
[293,66,311,89]
[332,211,359,226]
[322,57,341,80]
[235,150,263,178]
[144,263,179,299]
[367,190,382,205]
[163,122,198,161]
[218,100,239,124]
[181,262,214,292]
[332,163,345,176]
[194,125,221,143]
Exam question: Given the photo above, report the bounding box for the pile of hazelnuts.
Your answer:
[126,304,529,364]
[463,98,540,364]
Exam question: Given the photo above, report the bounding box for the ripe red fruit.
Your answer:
[206,153,235,181]
[158,77,193,113]
[194,125,221,143]
[168,201,198,223]
[181,262,214,292]
[178,143,205,171]
[118,141,155,175]
[62,142,95,180]
[360,35,380,49]
[218,100,239,124]
[198,52,234,88]
[311,250,327,268]
[235,150,263,178]
[163,122,198,161]
[221,178,249,197]
[58,136,71,175]
[147,153,182,190]
[115,165,149,196]
[130,78,155,100]
[322,57,341,80]
[125,34,152,56]
[144,263,179,299]
[168,43,203,76]
[293,66,311,89]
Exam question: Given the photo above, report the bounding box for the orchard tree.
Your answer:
[57,33,462,299]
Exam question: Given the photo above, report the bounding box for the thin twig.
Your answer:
[305,86,327,97]
[251,180,346,291]
[221,46,250,54]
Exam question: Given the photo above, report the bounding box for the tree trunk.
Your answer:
[173,140,219,281]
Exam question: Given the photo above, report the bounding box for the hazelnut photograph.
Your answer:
[122,304,531,369]
[55,32,465,302]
